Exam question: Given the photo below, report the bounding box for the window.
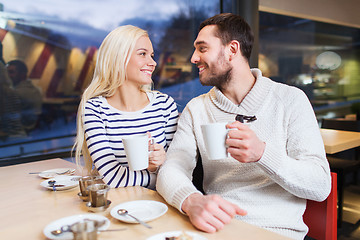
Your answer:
[1,1,359,163]
[258,12,360,120]
[0,0,219,163]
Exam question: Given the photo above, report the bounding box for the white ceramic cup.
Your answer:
[122,134,154,171]
[201,122,233,160]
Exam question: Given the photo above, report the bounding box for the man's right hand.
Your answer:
[181,193,247,233]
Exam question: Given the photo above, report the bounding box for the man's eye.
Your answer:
[199,47,206,52]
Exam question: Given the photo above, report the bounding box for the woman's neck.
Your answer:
[106,85,149,112]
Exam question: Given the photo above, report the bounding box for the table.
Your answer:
[320,128,360,154]
[0,158,290,240]
[334,114,357,121]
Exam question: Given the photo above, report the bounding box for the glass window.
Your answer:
[0,0,219,163]
[258,12,360,120]
[2,1,359,163]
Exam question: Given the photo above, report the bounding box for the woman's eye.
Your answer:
[139,52,146,56]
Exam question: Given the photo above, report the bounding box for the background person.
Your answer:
[156,13,331,240]
[74,25,178,189]
[6,60,42,131]
[0,43,25,138]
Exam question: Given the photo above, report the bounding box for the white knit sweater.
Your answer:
[157,69,331,240]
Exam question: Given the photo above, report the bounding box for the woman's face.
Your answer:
[126,36,156,86]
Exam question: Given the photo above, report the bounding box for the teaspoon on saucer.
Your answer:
[29,169,74,175]
[48,180,56,191]
[117,209,152,229]
[51,228,126,235]
[48,180,64,191]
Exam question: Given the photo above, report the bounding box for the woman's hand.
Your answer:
[148,143,166,172]
[146,132,166,172]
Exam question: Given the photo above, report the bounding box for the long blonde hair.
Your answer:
[73,25,149,173]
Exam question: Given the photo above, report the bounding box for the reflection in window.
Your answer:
[1,1,359,162]
[0,0,219,161]
[258,12,360,119]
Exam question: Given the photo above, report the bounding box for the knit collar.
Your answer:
[209,68,272,115]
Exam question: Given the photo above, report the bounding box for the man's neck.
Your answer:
[220,68,256,106]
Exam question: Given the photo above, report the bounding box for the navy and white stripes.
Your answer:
[83,91,178,189]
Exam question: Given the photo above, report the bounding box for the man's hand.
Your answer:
[181,193,247,233]
[226,121,265,163]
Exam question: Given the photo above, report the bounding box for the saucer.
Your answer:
[39,168,76,179]
[147,231,208,240]
[86,200,111,212]
[40,175,80,191]
[110,200,168,223]
[78,192,89,202]
[43,214,110,240]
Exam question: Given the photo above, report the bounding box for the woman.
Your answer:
[74,25,178,189]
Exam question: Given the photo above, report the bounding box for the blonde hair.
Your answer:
[73,25,149,174]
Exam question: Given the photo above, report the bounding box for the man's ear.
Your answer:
[228,40,240,61]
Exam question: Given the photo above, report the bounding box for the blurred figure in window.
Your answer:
[6,60,42,132]
[0,44,26,138]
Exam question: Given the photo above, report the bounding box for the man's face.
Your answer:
[190,25,232,89]
[6,65,22,86]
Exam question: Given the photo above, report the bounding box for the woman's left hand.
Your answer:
[148,143,166,172]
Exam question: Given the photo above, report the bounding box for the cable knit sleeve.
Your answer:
[258,87,331,201]
[156,102,202,212]
[164,95,179,150]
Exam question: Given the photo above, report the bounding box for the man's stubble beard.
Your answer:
[199,53,232,91]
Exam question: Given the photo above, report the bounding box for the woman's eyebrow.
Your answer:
[136,48,154,55]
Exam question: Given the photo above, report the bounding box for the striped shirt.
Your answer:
[84,91,178,189]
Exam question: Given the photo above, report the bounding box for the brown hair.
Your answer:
[199,13,254,62]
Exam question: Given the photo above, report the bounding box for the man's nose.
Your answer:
[190,51,199,64]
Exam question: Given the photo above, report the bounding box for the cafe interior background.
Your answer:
[0,0,359,165]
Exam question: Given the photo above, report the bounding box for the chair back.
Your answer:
[303,172,337,240]
[321,118,360,132]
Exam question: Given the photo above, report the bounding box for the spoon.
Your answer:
[117,209,152,229]
[48,180,57,191]
[29,169,75,175]
[51,228,127,236]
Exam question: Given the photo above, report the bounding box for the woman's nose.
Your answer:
[149,56,157,67]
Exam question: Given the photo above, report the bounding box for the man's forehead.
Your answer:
[194,25,219,46]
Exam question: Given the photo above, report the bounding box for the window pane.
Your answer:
[0,0,219,162]
[259,12,360,120]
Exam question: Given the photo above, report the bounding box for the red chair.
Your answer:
[303,172,337,240]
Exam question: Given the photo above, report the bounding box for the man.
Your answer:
[7,60,42,131]
[0,49,25,138]
[156,13,331,239]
